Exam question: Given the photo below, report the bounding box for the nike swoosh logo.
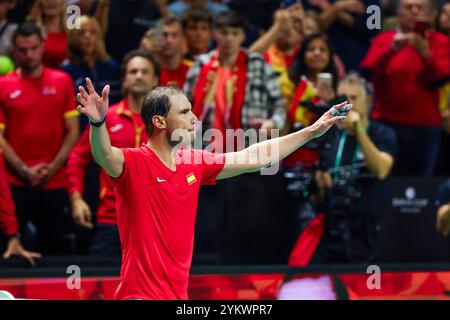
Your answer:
[157,177,166,183]
[9,90,21,99]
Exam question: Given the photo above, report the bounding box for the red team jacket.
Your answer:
[0,152,18,237]
[360,30,450,127]
[66,99,148,225]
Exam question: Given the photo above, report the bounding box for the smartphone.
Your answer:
[317,73,333,89]
[414,20,430,37]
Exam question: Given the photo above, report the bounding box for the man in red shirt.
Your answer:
[77,76,351,299]
[0,22,79,254]
[67,50,158,255]
[140,16,192,87]
[0,151,41,266]
[360,0,450,176]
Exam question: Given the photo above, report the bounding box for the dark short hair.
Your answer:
[141,85,184,136]
[120,49,159,80]
[215,11,247,31]
[12,21,43,45]
[181,8,213,29]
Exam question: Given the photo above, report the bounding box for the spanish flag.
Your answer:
[186,172,197,185]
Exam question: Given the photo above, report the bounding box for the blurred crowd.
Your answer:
[0,0,449,266]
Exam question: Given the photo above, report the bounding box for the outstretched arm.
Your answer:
[77,78,124,178]
[217,101,351,179]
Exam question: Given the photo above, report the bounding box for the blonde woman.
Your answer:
[62,15,120,132]
[27,0,67,68]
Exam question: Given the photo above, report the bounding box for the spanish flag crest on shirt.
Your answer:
[186,172,197,185]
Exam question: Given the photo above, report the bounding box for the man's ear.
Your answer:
[152,115,166,130]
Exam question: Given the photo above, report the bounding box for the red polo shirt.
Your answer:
[360,30,450,127]
[0,152,18,236]
[112,146,225,300]
[159,59,192,88]
[0,68,78,190]
[67,99,147,225]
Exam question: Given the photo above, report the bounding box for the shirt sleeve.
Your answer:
[111,148,133,186]
[424,34,450,85]
[371,123,398,160]
[359,31,396,79]
[199,150,226,186]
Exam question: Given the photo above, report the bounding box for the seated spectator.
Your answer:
[0,22,79,255]
[280,33,339,171]
[93,0,167,62]
[249,4,304,76]
[140,16,192,87]
[0,0,18,57]
[168,0,229,19]
[27,0,68,68]
[67,50,158,256]
[184,11,286,151]
[62,15,121,132]
[180,8,212,62]
[303,0,380,71]
[436,179,450,236]
[1,151,41,266]
[291,73,397,265]
[360,0,450,176]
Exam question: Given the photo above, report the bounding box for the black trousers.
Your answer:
[11,186,74,255]
[89,222,121,256]
[309,217,381,264]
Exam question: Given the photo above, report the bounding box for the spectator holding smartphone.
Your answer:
[360,0,450,176]
[280,33,340,171]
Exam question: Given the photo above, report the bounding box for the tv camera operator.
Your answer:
[308,73,397,264]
